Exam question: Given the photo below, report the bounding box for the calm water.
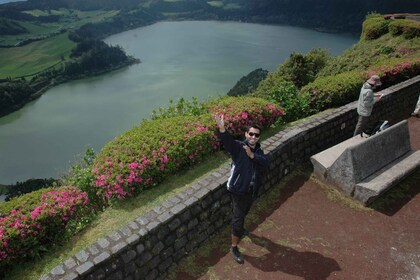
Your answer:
[0,21,358,184]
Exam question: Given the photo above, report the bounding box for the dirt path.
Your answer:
[169,117,420,280]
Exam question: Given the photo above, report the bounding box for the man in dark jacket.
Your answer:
[215,114,269,264]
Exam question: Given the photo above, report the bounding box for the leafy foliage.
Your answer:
[275,49,330,89]
[361,15,390,40]
[388,19,420,39]
[150,97,209,120]
[252,80,310,123]
[300,71,363,112]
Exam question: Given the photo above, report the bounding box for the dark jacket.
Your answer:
[218,130,268,198]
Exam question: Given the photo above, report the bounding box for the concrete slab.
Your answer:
[311,136,365,181]
[354,150,420,205]
[310,120,418,203]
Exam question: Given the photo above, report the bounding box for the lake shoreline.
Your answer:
[0,58,140,118]
[0,21,358,185]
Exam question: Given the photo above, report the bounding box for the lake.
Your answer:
[0,21,358,185]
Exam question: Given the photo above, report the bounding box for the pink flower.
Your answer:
[30,207,43,220]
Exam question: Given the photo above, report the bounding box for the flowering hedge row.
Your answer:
[92,114,218,201]
[0,186,89,268]
[93,97,284,202]
[367,58,420,88]
[206,96,284,137]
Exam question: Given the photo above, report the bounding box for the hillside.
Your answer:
[249,13,420,116]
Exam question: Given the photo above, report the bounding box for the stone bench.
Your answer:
[310,120,420,205]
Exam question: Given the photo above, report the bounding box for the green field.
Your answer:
[0,8,119,78]
[0,32,76,78]
[0,9,119,78]
[0,9,118,46]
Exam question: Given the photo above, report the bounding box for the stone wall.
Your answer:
[42,76,420,280]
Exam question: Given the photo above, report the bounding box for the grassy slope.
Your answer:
[319,32,420,77]
[0,32,75,78]
[0,9,118,78]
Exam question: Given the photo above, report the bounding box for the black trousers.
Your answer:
[230,192,253,238]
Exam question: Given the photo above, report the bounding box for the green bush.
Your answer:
[150,97,209,120]
[389,19,420,39]
[252,72,287,97]
[300,71,363,112]
[361,16,390,40]
[255,49,330,91]
[252,80,310,123]
[0,188,50,215]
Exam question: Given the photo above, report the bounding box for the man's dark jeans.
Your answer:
[230,192,253,237]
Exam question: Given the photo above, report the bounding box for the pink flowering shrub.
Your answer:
[0,186,89,268]
[93,97,283,201]
[93,114,219,201]
[367,58,420,88]
[206,96,285,138]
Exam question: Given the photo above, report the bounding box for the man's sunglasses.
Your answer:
[248,132,260,138]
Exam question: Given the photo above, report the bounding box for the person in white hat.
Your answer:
[353,75,384,136]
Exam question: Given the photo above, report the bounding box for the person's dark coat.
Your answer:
[218,130,268,199]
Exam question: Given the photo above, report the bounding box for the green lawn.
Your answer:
[0,32,76,78]
[0,8,118,77]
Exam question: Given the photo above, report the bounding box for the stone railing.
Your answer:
[41,76,420,280]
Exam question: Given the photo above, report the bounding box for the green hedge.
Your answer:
[389,19,420,39]
[300,71,363,112]
[361,16,390,40]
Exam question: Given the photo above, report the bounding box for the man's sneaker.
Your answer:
[230,246,244,264]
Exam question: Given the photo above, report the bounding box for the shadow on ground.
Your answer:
[245,233,341,280]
